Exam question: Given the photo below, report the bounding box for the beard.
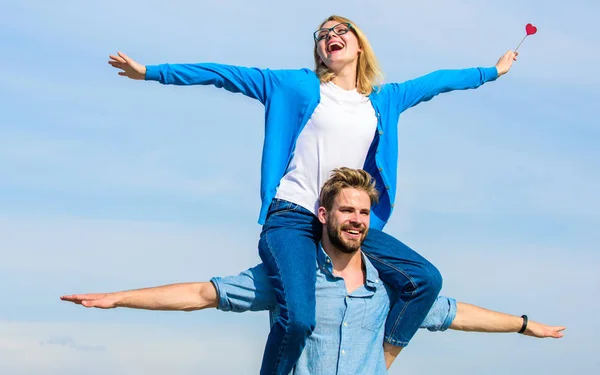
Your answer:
[326,218,367,254]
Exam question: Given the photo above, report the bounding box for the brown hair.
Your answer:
[319,167,379,211]
[313,15,384,96]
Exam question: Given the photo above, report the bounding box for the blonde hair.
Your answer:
[313,15,383,96]
[319,168,380,211]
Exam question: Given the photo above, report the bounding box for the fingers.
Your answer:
[502,50,517,60]
[109,54,127,64]
[525,323,566,339]
[118,51,131,64]
[551,326,566,338]
[60,294,113,309]
[60,295,80,304]
[60,293,104,302]
[108,60,125,69]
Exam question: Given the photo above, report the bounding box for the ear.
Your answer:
[317,206,327,225]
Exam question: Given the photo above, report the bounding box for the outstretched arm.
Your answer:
[391,50,518,113]
[60,264,274,313]
[384,298,565,369]
[60,282,218,311]
[451,302,565,338]
[108,51,281,103]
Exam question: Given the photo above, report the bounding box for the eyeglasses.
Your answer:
[313,22,353,42]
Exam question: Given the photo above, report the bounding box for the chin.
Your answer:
[339,246,360,254]
[325,58,349,69]
[339,240,361,254]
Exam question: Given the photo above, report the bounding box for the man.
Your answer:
[61,168,564,373]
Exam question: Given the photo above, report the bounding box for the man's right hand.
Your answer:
[524,321,566,339]
[60,293,120,309]
[108,52,146,80]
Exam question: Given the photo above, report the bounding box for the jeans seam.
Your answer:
[384,335,409,347]
[267,202,300,218]
[364,252,417,341]
[263,228,289,375]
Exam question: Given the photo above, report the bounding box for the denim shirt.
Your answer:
[145,63,498,230]
[211,246,457,375]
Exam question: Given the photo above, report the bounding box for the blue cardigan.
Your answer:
[145,63,498,230]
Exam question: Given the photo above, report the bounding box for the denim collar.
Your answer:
[317,243,381,290]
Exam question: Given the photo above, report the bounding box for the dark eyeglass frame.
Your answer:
[313,22,353,42]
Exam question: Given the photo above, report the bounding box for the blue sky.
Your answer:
[1,0,598,373]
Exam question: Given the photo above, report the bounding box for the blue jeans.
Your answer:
[362,229,443,346]
[258,199,443,374]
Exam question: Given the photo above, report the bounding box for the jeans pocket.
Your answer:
[267,199,300,218]
[262,201,310,234]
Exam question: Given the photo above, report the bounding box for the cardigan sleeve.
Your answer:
[387,67,498,113]
[145,62,286,104]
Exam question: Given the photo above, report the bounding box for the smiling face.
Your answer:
[319,187,371,254]
[314,20,362,73]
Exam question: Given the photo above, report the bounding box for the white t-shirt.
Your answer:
[275,81,378,214]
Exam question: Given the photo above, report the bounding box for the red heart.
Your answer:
[526,23,537,35]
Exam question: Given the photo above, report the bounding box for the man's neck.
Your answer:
[322,240,365,294]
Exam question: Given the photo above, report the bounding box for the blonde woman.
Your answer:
[109,15,517,375]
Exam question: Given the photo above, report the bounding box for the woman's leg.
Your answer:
[362,229,443,348]
[258,199,322,375]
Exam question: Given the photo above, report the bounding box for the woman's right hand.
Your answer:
[108,52,146,80]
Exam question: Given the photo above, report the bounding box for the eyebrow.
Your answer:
[338,205,371,213]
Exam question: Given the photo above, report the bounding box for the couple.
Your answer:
[62,14,564,374]
[62,167,564,374]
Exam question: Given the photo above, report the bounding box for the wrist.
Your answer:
[518,314,528,334]
[113,291,128,308]
[495,65,505,77]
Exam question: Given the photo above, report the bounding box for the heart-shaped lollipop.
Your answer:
[515,23,538,52]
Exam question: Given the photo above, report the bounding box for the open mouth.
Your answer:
[342,227,362,239]
[327,41,344,52]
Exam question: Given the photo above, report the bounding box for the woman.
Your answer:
[109,15,516,374]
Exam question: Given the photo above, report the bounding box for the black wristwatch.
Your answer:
[518,314,528,334]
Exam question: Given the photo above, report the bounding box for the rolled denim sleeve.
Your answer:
[420,296,457,332]
[210,263,276,313]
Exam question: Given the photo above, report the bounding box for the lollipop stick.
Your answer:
[514,35,527,52]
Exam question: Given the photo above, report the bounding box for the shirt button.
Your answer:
[385,185,390,190]
[326,259,330,263]
[343,322,348,327]
[391,203,395,208]
[375,279,380,283]
[378,167,383,172]
[379,130,384,135]
[341,350,346,355]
